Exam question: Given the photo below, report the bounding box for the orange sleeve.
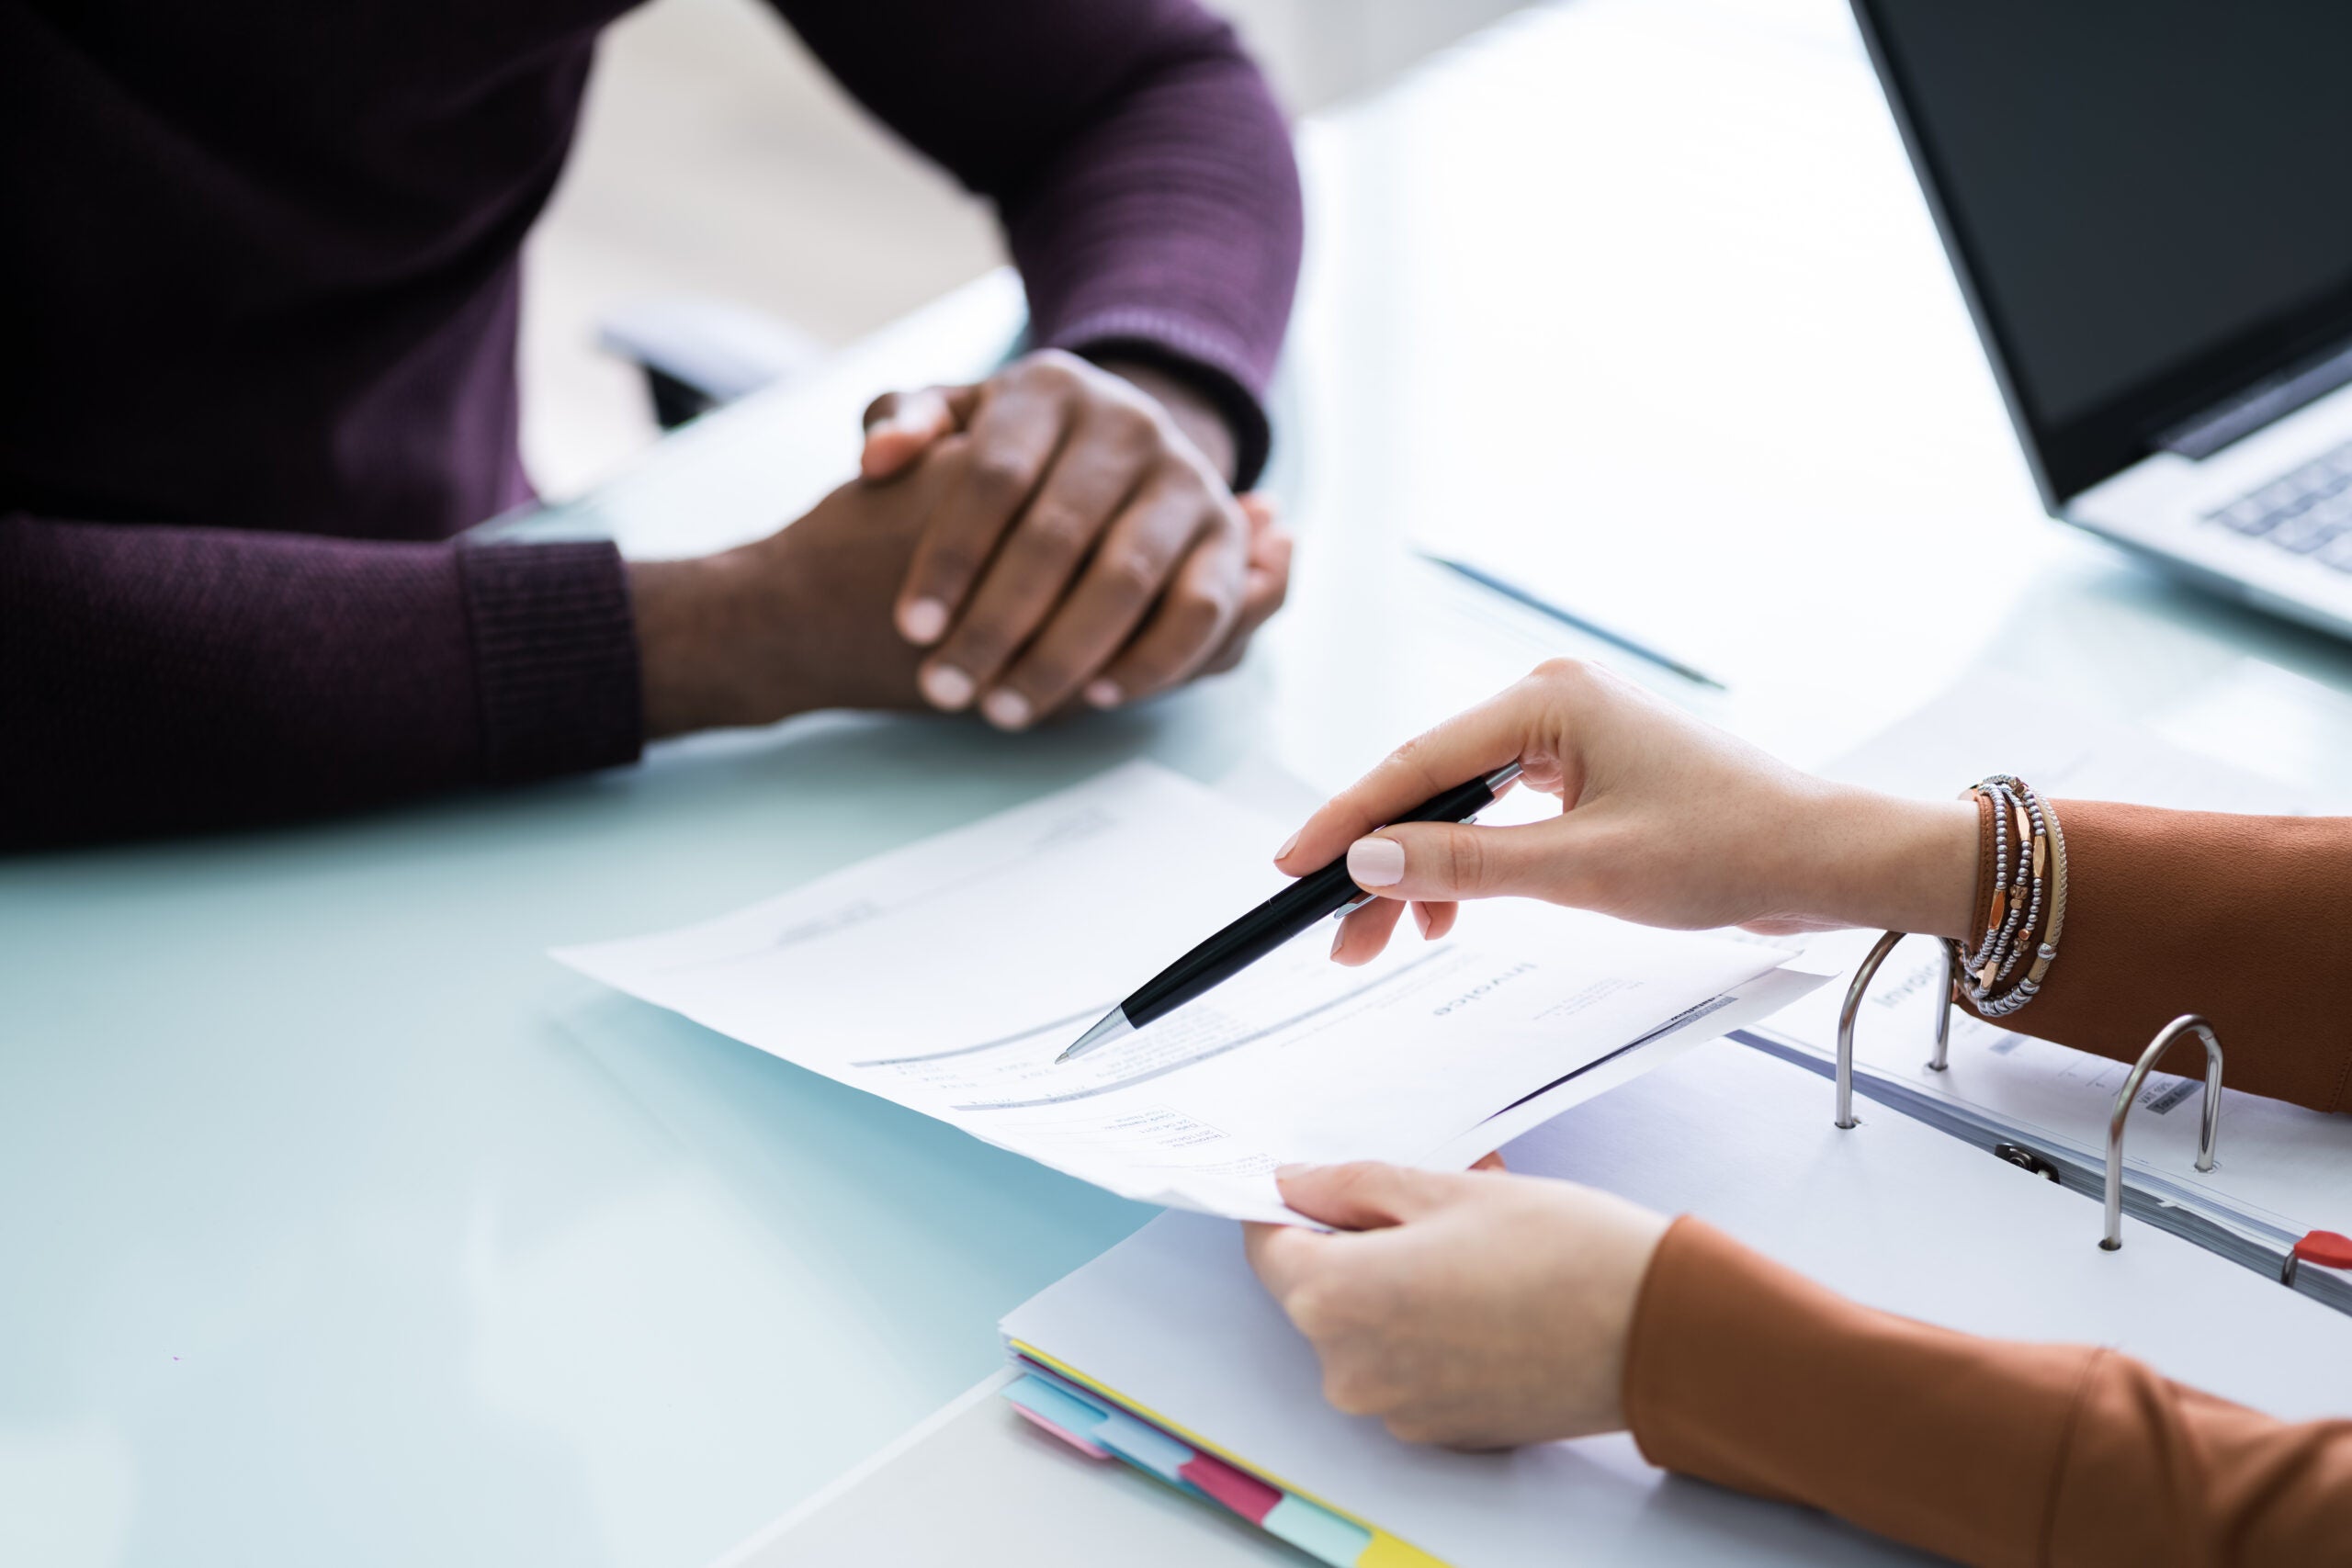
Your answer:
[1623,1217,2352,1567]
[1964,803,2352,1112]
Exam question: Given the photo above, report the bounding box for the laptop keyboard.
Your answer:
[2205,439,2352,569]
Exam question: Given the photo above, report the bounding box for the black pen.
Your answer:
[1056,763,1524,1064]
[1419,551,1728,692]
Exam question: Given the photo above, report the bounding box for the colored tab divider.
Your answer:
[999,1364,1448,1566]
[1263,1495,1373,1565]
[1002,1373,1112,1458]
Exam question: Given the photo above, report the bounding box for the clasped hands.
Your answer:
[634,349,1291,738]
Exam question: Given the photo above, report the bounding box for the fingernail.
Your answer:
[900,598,948,643]
[1413,903,1434,939]
[980,689,1033,730]
[1329,925,1346,959]
[1084,678,1122,708]
[1348,836,1406,887]
[1274,1163,1314,1181]
[1273,830,1299,863]
[922,665,975,710]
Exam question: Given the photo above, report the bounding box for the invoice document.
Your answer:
[555,762,1813,1221]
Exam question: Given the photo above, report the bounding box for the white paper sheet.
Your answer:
[1003,1042,2352,1568]
[1758,682,2352,1244]
[554,762,1799,1220]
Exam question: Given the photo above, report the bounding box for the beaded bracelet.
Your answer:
[1951,775,2066,1018]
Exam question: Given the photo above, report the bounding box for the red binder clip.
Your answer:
[2282,1230,2352,1287]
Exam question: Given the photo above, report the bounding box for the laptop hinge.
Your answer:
[2158,338,2352,461]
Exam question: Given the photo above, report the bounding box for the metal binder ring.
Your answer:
[2101,1015,2224,1251]
[1928,939,1960,1072]
[1836,932,1962,1127]
[1835,931,1905,1129]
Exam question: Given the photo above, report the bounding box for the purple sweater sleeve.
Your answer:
[0,516,640,850]
[773,0,1304,487]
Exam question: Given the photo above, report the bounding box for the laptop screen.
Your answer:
[1852,2,2352,502]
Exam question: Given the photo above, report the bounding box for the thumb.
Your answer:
[1343,818,1567,904]
[1276,1161,1462,1231]
[859,385,975,480]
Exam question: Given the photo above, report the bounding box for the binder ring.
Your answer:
[1835,933,1965,1128]
[2102,1015,2223,1251]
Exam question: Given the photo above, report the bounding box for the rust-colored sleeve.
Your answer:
[1964,802,2352,1112]
[1623,1217,2352,1567]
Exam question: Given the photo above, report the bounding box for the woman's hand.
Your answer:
[1274,660,1979,965]
[1245,1162,1669,1449]
[857,349,1292,728]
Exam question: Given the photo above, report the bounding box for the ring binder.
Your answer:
[2102,1015,2224,1251]
[1835,931,1958,1128]
[1835,944,2232,1256]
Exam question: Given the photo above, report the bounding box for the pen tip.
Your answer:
[1057,1010,1133,1066]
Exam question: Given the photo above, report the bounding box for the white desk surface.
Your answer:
[11,1,2352,1566]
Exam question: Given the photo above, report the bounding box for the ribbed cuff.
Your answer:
[1054,307,1276,491]
[455,540,643,784]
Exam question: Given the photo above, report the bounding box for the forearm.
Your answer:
[773,0,1302,488]
[1626,1219,2352,1566]
[1972,802,2352,1111]
[1782,783,2352,1110]
[0,514,639,849]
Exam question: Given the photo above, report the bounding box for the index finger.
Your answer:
[893,376,1071,645]
[1274,673,1544,874]
[1242,1220,1336,1303]
[861,384,980,481]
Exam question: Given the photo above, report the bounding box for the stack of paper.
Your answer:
[556,762,1821,1220]
[1001,1040,2352,1567]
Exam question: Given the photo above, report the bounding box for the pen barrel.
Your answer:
[1126,861,1361,1027]
[1123,773,1503,1032]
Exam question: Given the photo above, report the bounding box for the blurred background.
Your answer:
[521,0,1531,499]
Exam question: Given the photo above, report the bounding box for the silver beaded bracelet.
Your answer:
[1952,775,2066,1018]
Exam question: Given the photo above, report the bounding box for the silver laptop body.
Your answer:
[1852,0,2352,640]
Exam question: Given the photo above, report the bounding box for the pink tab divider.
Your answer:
[1177,1451,1283,1525]
[1011,1403,1113,1459]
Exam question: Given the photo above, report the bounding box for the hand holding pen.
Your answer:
[1275,658,1978,967]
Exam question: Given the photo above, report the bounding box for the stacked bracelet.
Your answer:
[1949,774,2067,1019]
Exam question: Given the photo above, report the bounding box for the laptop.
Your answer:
[1850,2,2352,638]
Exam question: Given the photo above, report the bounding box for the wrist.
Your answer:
[1810,785,1981,939]
[1098,357,1240,486]
[630,547,816,737]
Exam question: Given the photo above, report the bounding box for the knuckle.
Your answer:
[1532,657,1593,695]
[1389,732,1440,786]
[1016,653,1072,697]
[1443,829,1488,894]
[1386,1415,1454,1448]
[1286,1281,1334,1337]
[1169,587,1226,644]
[1322,1366,1380,1416]
[1021,505,1097,559]
[1023,347,1087,390]
[919,540,978,589]
[949,617,1012,669]
[1102,547,1165,604]
[971,451,1034,505]
[1099,400,1159,453]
